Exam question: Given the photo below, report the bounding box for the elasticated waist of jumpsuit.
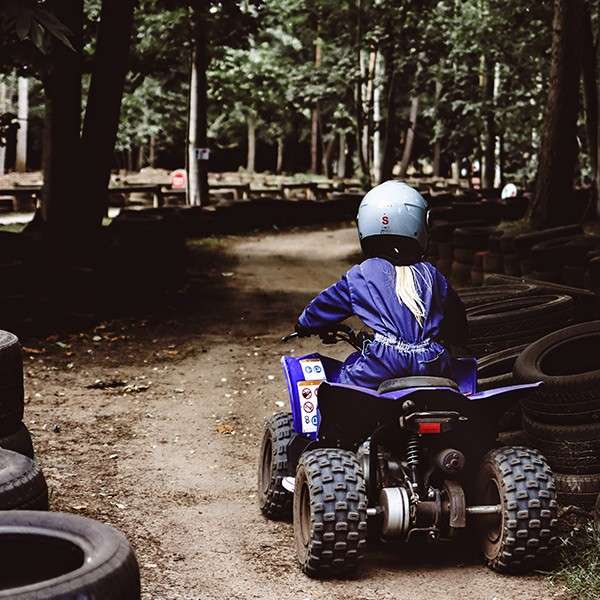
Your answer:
[373,332,436,352]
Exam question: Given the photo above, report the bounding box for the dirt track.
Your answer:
[23,226,563,599]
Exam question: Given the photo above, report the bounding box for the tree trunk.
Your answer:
[451,160,460,183]
[398,96,419,178]
[310,37,322,174]
[80,0,136,226]
[322,135,335,179]
[149,133,156,167]
[482,57,496,189]
[497,134,505,188]
[276,136,284,173]
[433,79,443,178]
[247,114,256,174]
[354,0,368,178]
[337,132,346,178]
[581,2,598,212]
[187,2,210,207]
[372,51,383,183]
[582,3,597,175]
[15,77,28,172]
[0,79,6,176]
[596,9,600,216]
[138,144,144,171]
[40,0,84,232]
[364,50,377,175]
[531,0,586,228]
[380,54,398,183]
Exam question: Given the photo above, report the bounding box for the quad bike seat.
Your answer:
[377,376,460,394]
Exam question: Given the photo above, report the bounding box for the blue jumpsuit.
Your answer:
[297,258,455,389]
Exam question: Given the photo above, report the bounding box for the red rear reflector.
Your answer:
[418,422,441,434]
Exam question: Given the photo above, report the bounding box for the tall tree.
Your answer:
[15,76,28,172]
[188,1,210,205]
[531,0,586,228]
[40,0,84,232]
[80,0,136,227]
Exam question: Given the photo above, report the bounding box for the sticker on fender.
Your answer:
[299,358,326,381]
[297,381,321,433]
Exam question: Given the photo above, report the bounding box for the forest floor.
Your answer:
[21,225,568,600]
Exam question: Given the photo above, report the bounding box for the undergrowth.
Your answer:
[551,519,600,600]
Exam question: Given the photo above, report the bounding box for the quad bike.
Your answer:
[258,325,559,578]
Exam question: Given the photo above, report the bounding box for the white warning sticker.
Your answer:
[297,380,321,433]
[299,358,326,381]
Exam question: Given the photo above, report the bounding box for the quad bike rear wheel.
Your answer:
[475,446,558,574]
[294,448,367,578]
[257,412,294,520]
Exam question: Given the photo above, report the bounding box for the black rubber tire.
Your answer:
[436,258,452,276]
[293,448,367,578]
[473,251,487,270]
[522,416,600,474]
[562,265,586,289]
[477,345,527,391]
[522,413,600,443]
[530,270,561,284]
[514,322,600,413]
[456,283,540,308]
[454,247,474,264]
[555,473,600,508]
[467,295,573,339]
[438,242,454,260]
[0,449,48,510]
[499,235,516,255]
[453,226,497,250]
[0,510,140,598]
[520,259,534,275]
[515,225,583,259]
[483,252,503,274]
[471,269,484,286]
[0,331,24,436]
[502,254,521,276]
[531,235,600,270]
[258,412,294,520]
[474,446,558,574]
[452,261,471,284]
[0,423,34,458]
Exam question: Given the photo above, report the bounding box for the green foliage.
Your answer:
[551,523,600,600]
[0,111,18,147]
[0,0,75,75]
[0,0,588,182]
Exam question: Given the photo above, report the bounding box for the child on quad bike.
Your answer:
[295,180,468,390]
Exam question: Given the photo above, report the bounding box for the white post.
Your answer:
[373,51,383,183]
[15,76,28,172]
[187,48,200,206]
[0,79,6,176]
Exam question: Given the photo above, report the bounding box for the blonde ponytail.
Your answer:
[395,266,427,327]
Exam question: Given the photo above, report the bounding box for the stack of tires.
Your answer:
[0,330,141,598]
[514,322,600,508]
[466,294,574,357]
[0,331,34,458]
[451,226,497,285]
[476,225,600,288]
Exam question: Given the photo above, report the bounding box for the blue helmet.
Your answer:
[357,181,429,255]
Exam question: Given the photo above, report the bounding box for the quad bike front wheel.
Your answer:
[258,412,294,520]
[475,446,559,574]
[293,448,368,578]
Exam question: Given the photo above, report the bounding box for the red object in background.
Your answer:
[171,169,187,190]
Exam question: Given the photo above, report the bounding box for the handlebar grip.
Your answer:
[281,332,299,343]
